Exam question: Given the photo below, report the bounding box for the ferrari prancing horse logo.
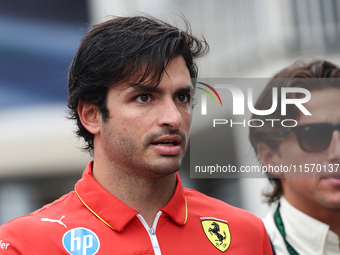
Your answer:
[200,217,231,252]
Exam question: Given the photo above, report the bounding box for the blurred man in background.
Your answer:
[249,60,340,254]
[0,15,272,254]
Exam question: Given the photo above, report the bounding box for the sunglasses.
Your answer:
[278,122,340,152]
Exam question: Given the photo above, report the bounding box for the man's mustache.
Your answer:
[144,128,187,146]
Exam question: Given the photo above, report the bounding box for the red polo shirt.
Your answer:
[0,161,272,254]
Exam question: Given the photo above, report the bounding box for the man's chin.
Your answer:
[145,160,182,178]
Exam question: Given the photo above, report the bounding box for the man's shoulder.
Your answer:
[0,191,82,254]
[183,188,272,254]
[0,191,77,233]
[184,188,263,224]
[184,187,230,207]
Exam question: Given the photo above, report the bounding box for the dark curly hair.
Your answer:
[248,60,340,204]
[67,16,209,154]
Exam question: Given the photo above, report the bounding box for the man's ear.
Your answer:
[257,142,282,177]
[78,101,101,135]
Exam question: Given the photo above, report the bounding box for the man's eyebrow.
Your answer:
[125,86,163,95]
[125,85,193,95]
[175,87,194,95]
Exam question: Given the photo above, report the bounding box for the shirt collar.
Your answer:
[75,161,138,232]
[280,196,340,253]
[75,161,188,232]
[161,172,188,225]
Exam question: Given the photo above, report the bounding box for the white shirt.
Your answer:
[262,197,340,255]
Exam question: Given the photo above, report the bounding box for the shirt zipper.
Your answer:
[137,211,162,255]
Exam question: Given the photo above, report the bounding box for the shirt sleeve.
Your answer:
[0,223,33,255]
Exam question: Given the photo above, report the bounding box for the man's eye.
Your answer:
[177,94,189,103]
[136,94,151,103]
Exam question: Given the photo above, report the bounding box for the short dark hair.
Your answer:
[248,60,340,204]
[68,16,209,154]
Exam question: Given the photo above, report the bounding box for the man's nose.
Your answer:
[327,130,340,163]
[157,98,183,130]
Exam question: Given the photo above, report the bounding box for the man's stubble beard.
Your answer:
[102,121,188,179]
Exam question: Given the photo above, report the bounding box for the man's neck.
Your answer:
[92,160,177,228]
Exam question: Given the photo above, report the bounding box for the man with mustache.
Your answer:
[249,60,340,254]
[0,16,272,254]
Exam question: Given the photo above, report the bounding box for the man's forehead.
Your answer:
[298,88,340,124]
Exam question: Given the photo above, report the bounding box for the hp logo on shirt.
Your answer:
[62,227,100,255]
